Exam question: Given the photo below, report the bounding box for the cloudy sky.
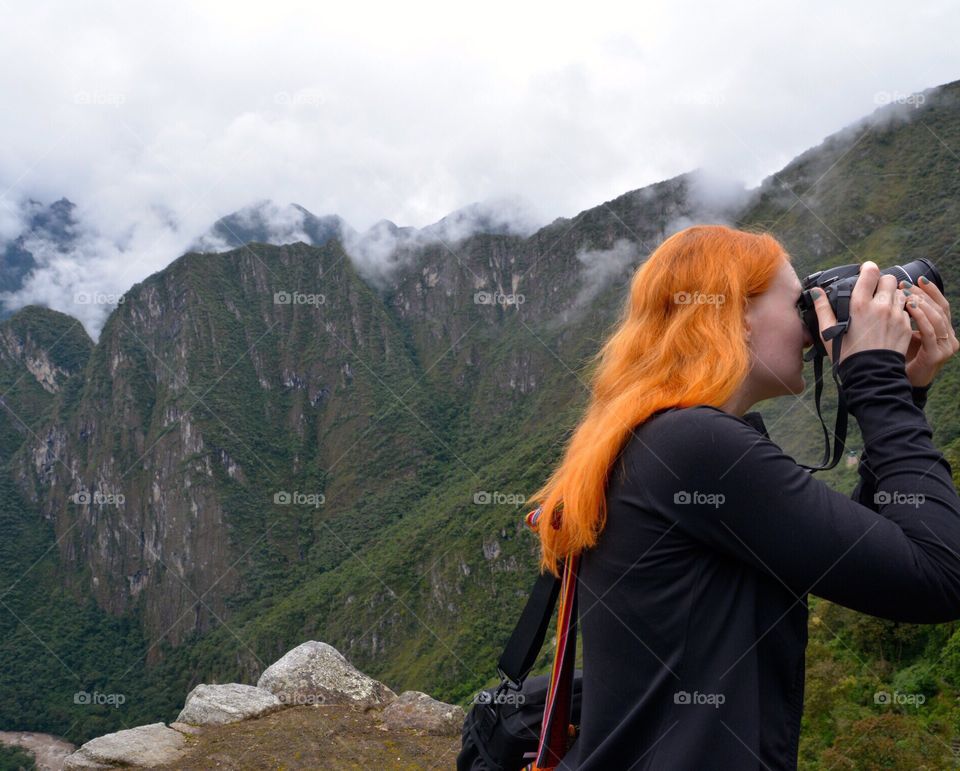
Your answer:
[1,0,958,336]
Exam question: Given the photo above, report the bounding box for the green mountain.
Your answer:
[0,304,91,457]
[1,78,959,766]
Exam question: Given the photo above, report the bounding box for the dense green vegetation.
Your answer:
[0,743,35,771]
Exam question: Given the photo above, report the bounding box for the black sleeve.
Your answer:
[633,349,960,623]
[852,382,932,511]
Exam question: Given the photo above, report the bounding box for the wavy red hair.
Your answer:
[531,224,789,577]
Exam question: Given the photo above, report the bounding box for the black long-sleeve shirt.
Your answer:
[558,348,960,770]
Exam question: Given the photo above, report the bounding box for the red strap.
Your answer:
[532,551,580,769]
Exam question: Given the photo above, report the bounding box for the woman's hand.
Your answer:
[811,261,913,365]
[899,275,959,388]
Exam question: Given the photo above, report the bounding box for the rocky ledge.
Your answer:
[58,640,465,769]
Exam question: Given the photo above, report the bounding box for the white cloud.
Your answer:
[574,238,640,310]
[0,202,24,242]
[0,213,189,339]
[0,0,957,337]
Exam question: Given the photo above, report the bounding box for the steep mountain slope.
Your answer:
[11,240,448,652]
[0,305,92,458]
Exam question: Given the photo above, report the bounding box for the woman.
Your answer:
[529,225,960,769]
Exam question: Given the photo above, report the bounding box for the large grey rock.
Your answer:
[176,682,283,725]
[257,640,397,709]
[380,690,466,736]
[62,723,187,769]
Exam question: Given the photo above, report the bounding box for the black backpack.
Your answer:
[457,563,582,771]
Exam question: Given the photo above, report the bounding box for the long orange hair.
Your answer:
[531,224,789,578]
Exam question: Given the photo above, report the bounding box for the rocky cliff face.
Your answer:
[9,240,441,652]
[0,305,92,458]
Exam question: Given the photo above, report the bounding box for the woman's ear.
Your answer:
[742,295,760,347]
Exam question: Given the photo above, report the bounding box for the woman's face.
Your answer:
[744,256,815,400]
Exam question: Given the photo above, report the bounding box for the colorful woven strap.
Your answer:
[523,503,579,770]
[525,505,543,532]
[525,501,564,533]
[532,550,579,769]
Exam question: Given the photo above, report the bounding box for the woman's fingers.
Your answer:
[906,295,960,356]
[852,261,881,308]
[839,261,916,361]
[810,286,837,358]
[903,276,952,325]
[877,272,899,306]
[905,297,941,355]
[906,285,955,337]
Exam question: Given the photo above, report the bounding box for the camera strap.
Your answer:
[493,505,579,771]
[801,284,852,472]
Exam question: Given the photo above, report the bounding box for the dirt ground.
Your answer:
[145,703,463,770]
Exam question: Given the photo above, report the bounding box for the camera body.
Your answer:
[796,257,943,359]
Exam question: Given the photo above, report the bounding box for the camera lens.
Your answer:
[881,258,943,293]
